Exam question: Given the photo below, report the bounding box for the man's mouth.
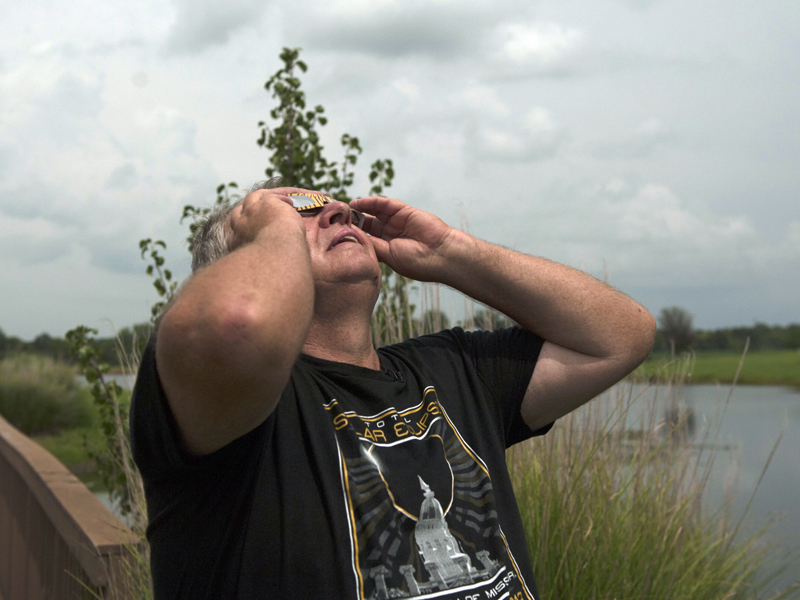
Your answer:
[330,229,362,249]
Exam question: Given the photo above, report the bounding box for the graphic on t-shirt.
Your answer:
[325,386,536,600]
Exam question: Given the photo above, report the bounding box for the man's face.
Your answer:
[299,196,381,290]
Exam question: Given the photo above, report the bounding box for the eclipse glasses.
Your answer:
[288,192,366,230]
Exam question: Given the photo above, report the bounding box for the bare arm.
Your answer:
[350,196,656,431]
[156,189,315,455]
[430,232,655,431]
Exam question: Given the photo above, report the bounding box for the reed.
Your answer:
[106,330,152,600]
[68,328,153,600]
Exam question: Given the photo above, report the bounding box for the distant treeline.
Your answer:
[653,322,800,353]
[2,319,798,367]
[0,324,152,368]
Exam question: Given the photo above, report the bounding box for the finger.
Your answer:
[367,235,392,265]
[360,216,405,241]
[359,214,384,237]
[350,196,406,219]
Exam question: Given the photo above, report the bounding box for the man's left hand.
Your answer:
[349,196,455,282]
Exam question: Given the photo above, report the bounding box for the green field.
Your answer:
[637,349,800,386]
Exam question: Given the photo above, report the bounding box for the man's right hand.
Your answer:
[227,188,305,251]
[155,187,316,456]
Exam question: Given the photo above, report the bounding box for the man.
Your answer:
[131,181,655,600]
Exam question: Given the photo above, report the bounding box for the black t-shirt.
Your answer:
[131,326,550,600]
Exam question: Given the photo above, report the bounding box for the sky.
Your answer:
[1,0,798,340]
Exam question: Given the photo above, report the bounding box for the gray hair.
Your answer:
[190,177,283,272]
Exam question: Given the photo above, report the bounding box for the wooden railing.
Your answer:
[0,414,139,600]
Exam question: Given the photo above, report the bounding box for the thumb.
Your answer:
[368,236,393,266]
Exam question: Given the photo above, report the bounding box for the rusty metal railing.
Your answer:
[0,414,139,600]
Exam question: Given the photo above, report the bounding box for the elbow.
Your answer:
[627,307,657,368]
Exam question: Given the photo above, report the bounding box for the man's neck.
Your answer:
[301,282,381,370]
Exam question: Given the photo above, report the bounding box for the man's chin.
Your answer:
[314,259,381,288]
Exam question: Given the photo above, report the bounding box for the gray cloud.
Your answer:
[105,163,139,190]
[164,0,270,55]
[29,73,104,147]
[0,178,91,228]
[0,221,72,265]
[86,230,155,274]
[300,3,502,60]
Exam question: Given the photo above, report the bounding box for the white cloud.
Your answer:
[524,107,557,133]
[404,130,464,163]
[508,181,772,288]
[590,118,676,159]
[392,78,421,102]
[609,184,755,243]
[459,85,509,117]
[467,105,564,162]
[501,23,583,64]
[0,49,216,279]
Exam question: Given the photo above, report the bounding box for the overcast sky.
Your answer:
[1,0,798,340]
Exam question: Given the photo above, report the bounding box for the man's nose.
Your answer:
[318,201,353,227]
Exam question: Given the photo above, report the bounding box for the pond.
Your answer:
[679,384,800,594]
[614,382,800,593]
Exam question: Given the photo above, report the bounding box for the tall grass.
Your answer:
[0,352,94,434]
[510,352,799,599]
[102,331,152,600]
[66,328,153,600]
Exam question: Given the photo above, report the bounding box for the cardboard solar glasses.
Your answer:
[288,192,366,230]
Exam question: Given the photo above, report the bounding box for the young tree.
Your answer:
[257,47,394,202]
[658,306,695,355]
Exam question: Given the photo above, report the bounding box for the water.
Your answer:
[76,373,136,389]
[620,383,800,592]
[685,384,800,592]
